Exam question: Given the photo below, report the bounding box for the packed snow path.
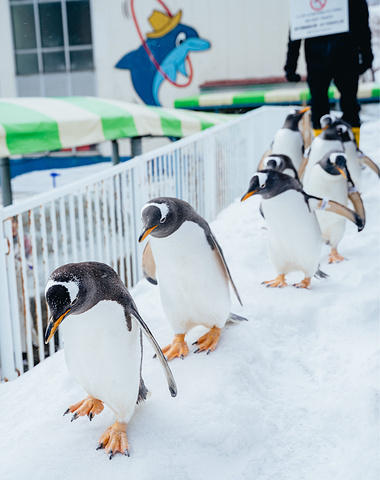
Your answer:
[0,115,378,480]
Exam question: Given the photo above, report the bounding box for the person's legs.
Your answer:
[305,39,333,129]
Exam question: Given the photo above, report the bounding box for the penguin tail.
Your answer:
[314,267,329,279]
[227,312,249,323]
[136,378,150,405]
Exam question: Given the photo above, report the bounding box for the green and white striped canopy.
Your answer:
[0,96,233,158]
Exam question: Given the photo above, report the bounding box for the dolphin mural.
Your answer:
[115,9,210,106]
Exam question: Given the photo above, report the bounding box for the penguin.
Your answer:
[258,107,310,171]
[241,170,364,289]
[138,197,246,361]
[259,154,300,181]
[329,116,380,189]
[300,119,345,185]
[303,152,366,263]
[44,261,177,459]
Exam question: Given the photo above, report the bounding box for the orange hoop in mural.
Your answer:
[130,0,194,88]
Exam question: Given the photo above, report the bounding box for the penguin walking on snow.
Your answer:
[138,197,246,361]
[303,152,365,263]
[44,262,177,459]
[258,107,310,172]
[318,115,380,188]
[241,170,364,289]
[299,119,344,185]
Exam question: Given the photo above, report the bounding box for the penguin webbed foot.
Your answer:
[293,277,311,289]
[96,421,129,459]
[64,395,104,421]
[161,334,189,361]
[193,326,221,355]
[328,248,345,264]
[262,274,287,288]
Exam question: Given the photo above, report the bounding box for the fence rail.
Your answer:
[0,106,289,381]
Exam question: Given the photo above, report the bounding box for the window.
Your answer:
[10,0,94,76]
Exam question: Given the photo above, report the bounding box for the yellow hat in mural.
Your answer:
[146,10,182,38]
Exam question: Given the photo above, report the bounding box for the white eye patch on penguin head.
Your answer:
[264,156,282,170]
[320,114,334,128]
[139,201,172,241]
[336,124,348,134]
[141,202,169,223]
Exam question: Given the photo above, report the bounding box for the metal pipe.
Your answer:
[131,137,142,158]
[111,139,120,165]
[0,157,13,207]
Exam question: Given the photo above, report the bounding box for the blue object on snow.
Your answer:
[50,172,61,188]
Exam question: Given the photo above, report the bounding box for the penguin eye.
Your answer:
[175,32,186,46]
[260,181,266,188]
[160,216,167,224]
[71,298,78,306]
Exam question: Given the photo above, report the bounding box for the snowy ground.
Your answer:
[0,106,379,480]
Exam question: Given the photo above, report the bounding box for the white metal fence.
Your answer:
[0,106,288,381]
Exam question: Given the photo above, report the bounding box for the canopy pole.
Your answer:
[111,140,120,166]
[131,137,142,158]
[0,157,13,207]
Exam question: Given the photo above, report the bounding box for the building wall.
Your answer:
[2,0,304,104]
[0,0,17,97]
[92,0,299,107]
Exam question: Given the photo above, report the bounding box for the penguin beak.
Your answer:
[44,309,71,344]
[241,190,257,201]
[139,225,158,242]
[336,167,347,179]
[298,106,310,115]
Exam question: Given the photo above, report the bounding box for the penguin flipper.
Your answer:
[210,233,243,306]
[142,241,157,285]
[348,189,366,226]
[298,154,309,180]
[359,153,380,177]
[130,310,177,397]
[307,195,365,232]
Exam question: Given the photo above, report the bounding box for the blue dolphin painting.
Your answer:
[115,10,210,106]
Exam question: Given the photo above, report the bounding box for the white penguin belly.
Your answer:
[262,190,321,277]
[150,221,230,333]
[304,166,347,248]
[62,300,140,422]
[272,129,303,169]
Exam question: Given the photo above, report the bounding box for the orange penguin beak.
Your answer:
[44,309,71,344]
[139,225,158,242]
[241,190,257,202]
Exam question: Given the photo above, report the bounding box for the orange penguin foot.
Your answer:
[161,334,189,361]
[193,326,221,354]
[293,277,311,289]
[64,395,104,422]
[329,248,345,264]
[262,274,287,288]
[96,421,129,459]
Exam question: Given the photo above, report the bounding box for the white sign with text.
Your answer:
[290,0,349,40]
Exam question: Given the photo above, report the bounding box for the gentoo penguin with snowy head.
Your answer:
[333,117,380,189]
[241,170,364,288]
[258,107,310,172]
[299,119,344,184]
[259,154,300,181]
[44,262,177,459]
[138,197,245,361]
[303,152,365,263]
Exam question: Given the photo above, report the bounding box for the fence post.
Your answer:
[0,217,17,381]
[203,135,217,223]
